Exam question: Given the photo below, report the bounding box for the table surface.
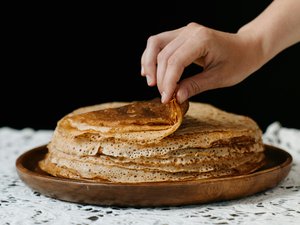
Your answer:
[0,122,299,225]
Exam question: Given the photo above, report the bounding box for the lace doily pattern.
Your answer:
[0,123,299,225]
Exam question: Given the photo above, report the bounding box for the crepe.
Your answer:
[44,147,264,173]
[39,99,265,183]
[40,157,264,183]
[49,102,262,158]
[60,98,189,144]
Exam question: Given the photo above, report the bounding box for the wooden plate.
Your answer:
[16,144,292,207]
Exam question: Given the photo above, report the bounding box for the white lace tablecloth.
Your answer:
[0,122,299,225]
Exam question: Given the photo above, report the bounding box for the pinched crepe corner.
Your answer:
[59,97,189,144]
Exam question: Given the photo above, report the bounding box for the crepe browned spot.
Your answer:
[59,98,189,144]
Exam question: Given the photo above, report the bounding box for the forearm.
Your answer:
[238,0,300,64]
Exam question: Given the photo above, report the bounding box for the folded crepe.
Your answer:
[39,98,265,183]
[59,98,189,144]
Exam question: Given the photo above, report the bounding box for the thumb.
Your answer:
[176,70,219,103]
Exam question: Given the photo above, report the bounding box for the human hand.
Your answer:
[141,22,264,103]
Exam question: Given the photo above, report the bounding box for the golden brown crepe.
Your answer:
[59,98,189,144]
[39,99,265,183]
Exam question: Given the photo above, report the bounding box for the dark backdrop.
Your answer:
[2,1,300,131]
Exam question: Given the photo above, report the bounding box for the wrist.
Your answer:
[237,0,300,66]
[237,25,269,69]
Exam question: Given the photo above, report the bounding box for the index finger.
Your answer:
[141,29,183,86]
[161,37,207,103]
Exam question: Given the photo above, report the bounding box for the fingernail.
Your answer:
[141,66,145,75]
[161,91,167,103]
[146,75,152,86]
[177,89,188,104]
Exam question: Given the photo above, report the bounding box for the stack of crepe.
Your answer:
[39,98,265,183]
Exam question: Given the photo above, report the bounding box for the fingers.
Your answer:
[141,29,182,87]
[141,37,160,86]
[159,35,207,103]
[142,23,218,104]
[156,35,186,95]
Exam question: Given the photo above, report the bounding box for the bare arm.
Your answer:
[141,0,300,103]
[238,0,300,63]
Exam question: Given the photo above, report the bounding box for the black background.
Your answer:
[2,1,300,131]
